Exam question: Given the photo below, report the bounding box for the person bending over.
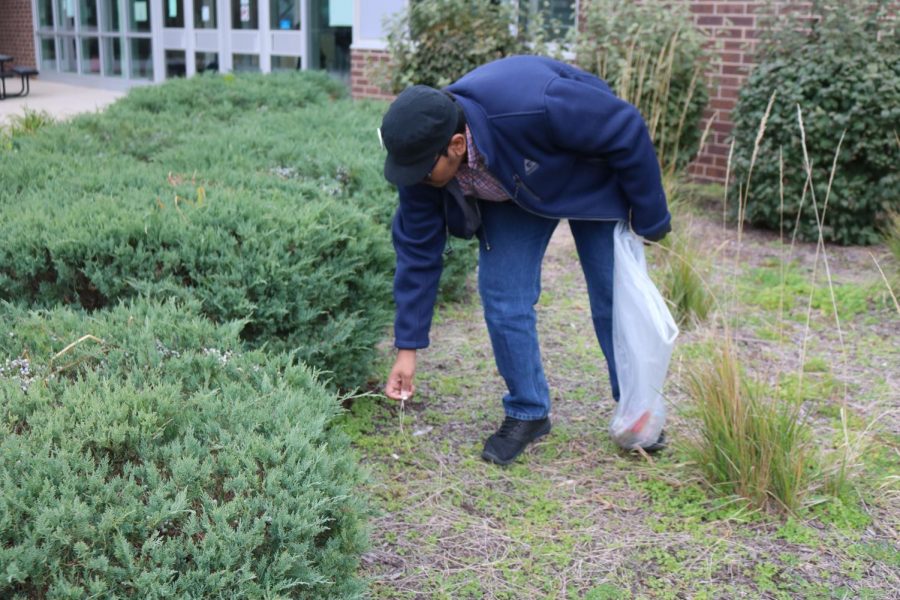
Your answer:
[379,56,670,465]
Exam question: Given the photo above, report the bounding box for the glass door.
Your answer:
[34,0,153,80]
[308,0,350,82]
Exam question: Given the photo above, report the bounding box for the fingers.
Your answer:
[385,371,415,400]
[385,350,417,401]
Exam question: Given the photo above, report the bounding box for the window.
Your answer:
[232,53,260,72]
[129,0,151,33]
[58,36,78,72]
[196,52,219,73]
[166,50,187,77]
[39,37,57,71]
[518,0,576,37]
[79,0,98,31]
[309,0,351,80]
[164,0,185,27]
[56,0,76,30]
[103,37,122,75]
[195,0,217,28]
[232,0,258,30]
[271,55,302,71]
[81,37,100,73]
[101,0,120,31]
[130,38,153,78]
[271,0,301,30]
[37,0,54,28]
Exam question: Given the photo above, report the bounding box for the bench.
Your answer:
[0,66,39,100]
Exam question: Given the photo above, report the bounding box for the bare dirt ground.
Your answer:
[351,208,899,599]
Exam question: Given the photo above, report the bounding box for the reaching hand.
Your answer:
[385,349,417,401]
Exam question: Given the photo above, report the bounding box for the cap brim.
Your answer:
[383,152,437,187]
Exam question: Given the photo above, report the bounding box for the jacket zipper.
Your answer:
[506,175,620,223]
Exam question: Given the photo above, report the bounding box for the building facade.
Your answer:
[0,1,817,182]
[1,0,357,88]
[347,0,772,183]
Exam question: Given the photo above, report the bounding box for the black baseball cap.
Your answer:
[380,85,458,186]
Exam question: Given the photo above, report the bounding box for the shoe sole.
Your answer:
[632,431,667,455]
[481,422,552,466]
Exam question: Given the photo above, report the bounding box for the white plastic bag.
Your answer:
[609,222,679,449]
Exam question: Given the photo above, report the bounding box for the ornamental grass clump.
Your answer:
[0,299,368,598]
[686,337,814,512]
[683,87,878,514]
[571,0,710,172]
[653,177,714,327]
[657,224,713,328]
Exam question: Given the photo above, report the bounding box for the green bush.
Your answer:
[730,0,899,245]
[0,73,478,386]
[571,0,710,171]
[0,299,368,598]
[0,189,392,390]
[382,0,522,92]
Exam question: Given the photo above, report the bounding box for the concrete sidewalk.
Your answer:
[0,79,125,125]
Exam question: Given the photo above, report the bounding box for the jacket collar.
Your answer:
[445,91,497,169]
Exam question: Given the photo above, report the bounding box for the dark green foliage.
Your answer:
[571,0,710,171]
[382,0,522,91]
[0,299,368,598]
[0,189,392,390]
[1,72,478,387]
[730,1,899,245]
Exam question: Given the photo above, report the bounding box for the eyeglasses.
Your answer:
[425,154,442,182]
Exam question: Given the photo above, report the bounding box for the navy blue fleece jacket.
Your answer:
[392,55,670,349]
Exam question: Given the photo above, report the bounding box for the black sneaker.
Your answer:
[637,430,667,454]
[481,416,551,465]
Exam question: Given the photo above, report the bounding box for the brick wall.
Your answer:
[349,1,793,184]
[0,0,37,68]
[685,1,774,182]
[350,49,394,100]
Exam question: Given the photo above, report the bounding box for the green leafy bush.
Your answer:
[382,0,522,92]
[0,190,392,390]
[571,0,710,171]
[730,0,899,245]
[0,299,368,598]
[0,73,477,386]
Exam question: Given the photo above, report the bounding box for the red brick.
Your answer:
[708,143,731,157]
[709,101,736,114]
[717,75,742,87]
[719,86,742,99]
[719,52,742,63]
[0,0,37,67]
[706,166,728,180]
[727,16,756,27]
[722,63,750,75]
[697,15,724,26]
[690,3,715,15]
[716,4,746,15]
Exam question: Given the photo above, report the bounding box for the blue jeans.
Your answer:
[478,200,619,420]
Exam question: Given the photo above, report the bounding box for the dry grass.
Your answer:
[349,207,899,596]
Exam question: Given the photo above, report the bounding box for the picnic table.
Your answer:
[0,54,39,100]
